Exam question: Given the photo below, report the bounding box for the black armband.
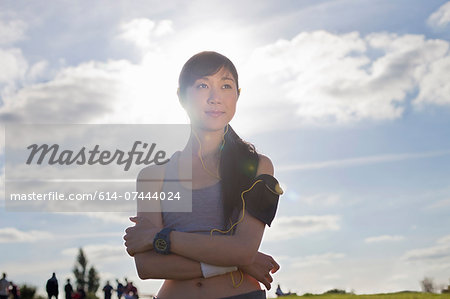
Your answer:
[244,174,283,227]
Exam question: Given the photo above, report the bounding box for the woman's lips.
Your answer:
[205,111,225,117]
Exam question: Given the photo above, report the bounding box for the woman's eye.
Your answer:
[222,84,232,89]
[197,83,208,89]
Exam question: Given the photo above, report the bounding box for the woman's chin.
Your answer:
[192,121,228,132]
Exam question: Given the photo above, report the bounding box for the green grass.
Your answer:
[269,292,450,299]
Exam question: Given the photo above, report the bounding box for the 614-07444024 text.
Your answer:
[9,191,181,201]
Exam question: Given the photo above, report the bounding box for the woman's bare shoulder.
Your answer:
[136,163,168,220]
[256,153,274,176]
[137,163,167,182]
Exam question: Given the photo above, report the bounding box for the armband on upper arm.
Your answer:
[244,174,283,227]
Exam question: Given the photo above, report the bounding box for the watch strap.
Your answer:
[153,227,175,255]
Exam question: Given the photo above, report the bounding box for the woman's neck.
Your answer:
[188,127,225,158]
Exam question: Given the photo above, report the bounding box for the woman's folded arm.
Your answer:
[170,212,264,266]
[134,250,202,280]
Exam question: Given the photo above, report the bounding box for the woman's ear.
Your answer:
[237,88,241,99]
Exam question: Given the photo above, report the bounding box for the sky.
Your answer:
[1,0,450,297]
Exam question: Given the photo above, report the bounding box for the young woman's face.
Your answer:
[181,67,239,132]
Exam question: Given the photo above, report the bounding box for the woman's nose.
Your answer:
[207,87,221,104]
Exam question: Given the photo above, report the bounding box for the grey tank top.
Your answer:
[161,151,226,235]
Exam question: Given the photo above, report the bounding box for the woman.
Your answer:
[124,51,282,299]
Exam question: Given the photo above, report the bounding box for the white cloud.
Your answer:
[118,18,174,50]
[1,258,71,277]
[0,171,4,205]
[270,254,408,295]
[89,212,133,224]
[427,1,450,28]
[62,244,128,265]
[389,274,409,281]
[402,234,450,262]
[414,55,450,107]
[0,19,27,45]
[299,193,340,206]
[264,215,340,241]
[0,48,28,84]
[290,252,345,268]
[236,30,450,133]
[77,212,132,225]
[0,227,53,243]
[365,235,405,244]
[0,50,188,126]
[277,149,450,172]
[426,198,450,209]
[0,19,29,100]
[0,60,128,123]
[437,234,450,245]
[59,231,125,240]
[153,20,174,37]
[27,60,49,81]
[4,27,448,136]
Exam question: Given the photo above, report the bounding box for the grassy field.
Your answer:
[269,292,450,299]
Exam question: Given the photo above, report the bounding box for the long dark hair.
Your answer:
[178,51,259,225]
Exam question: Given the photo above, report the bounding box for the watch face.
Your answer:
[155,239,168,251]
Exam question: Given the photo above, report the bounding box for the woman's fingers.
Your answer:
[270,259,280,273]
[124,225,137,239]
[123,226,157,257]
[267,255,280,273]
[260,276,270,290]
[264,273,272,290]
[126,245,135,257]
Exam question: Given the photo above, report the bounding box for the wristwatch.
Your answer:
[153,227,175,255]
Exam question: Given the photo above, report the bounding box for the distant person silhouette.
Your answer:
[102,281,113,299]
[0,273,10,299]
[9,282,20,299]
[124,282,137,299]
[46,273,59,299]
[64,279,73,299]
[115,279,124,299]
[275,284,293,297]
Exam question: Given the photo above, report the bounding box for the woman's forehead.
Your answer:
[197,67,235,81]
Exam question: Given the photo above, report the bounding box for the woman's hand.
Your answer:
[124,216,159,256]
[239,252,280,290]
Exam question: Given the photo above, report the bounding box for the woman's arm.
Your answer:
[134,250,202,280]
[127,154,274,266]
[170,209,264,266]
[132,164,203,280]
[135,247,278,290]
